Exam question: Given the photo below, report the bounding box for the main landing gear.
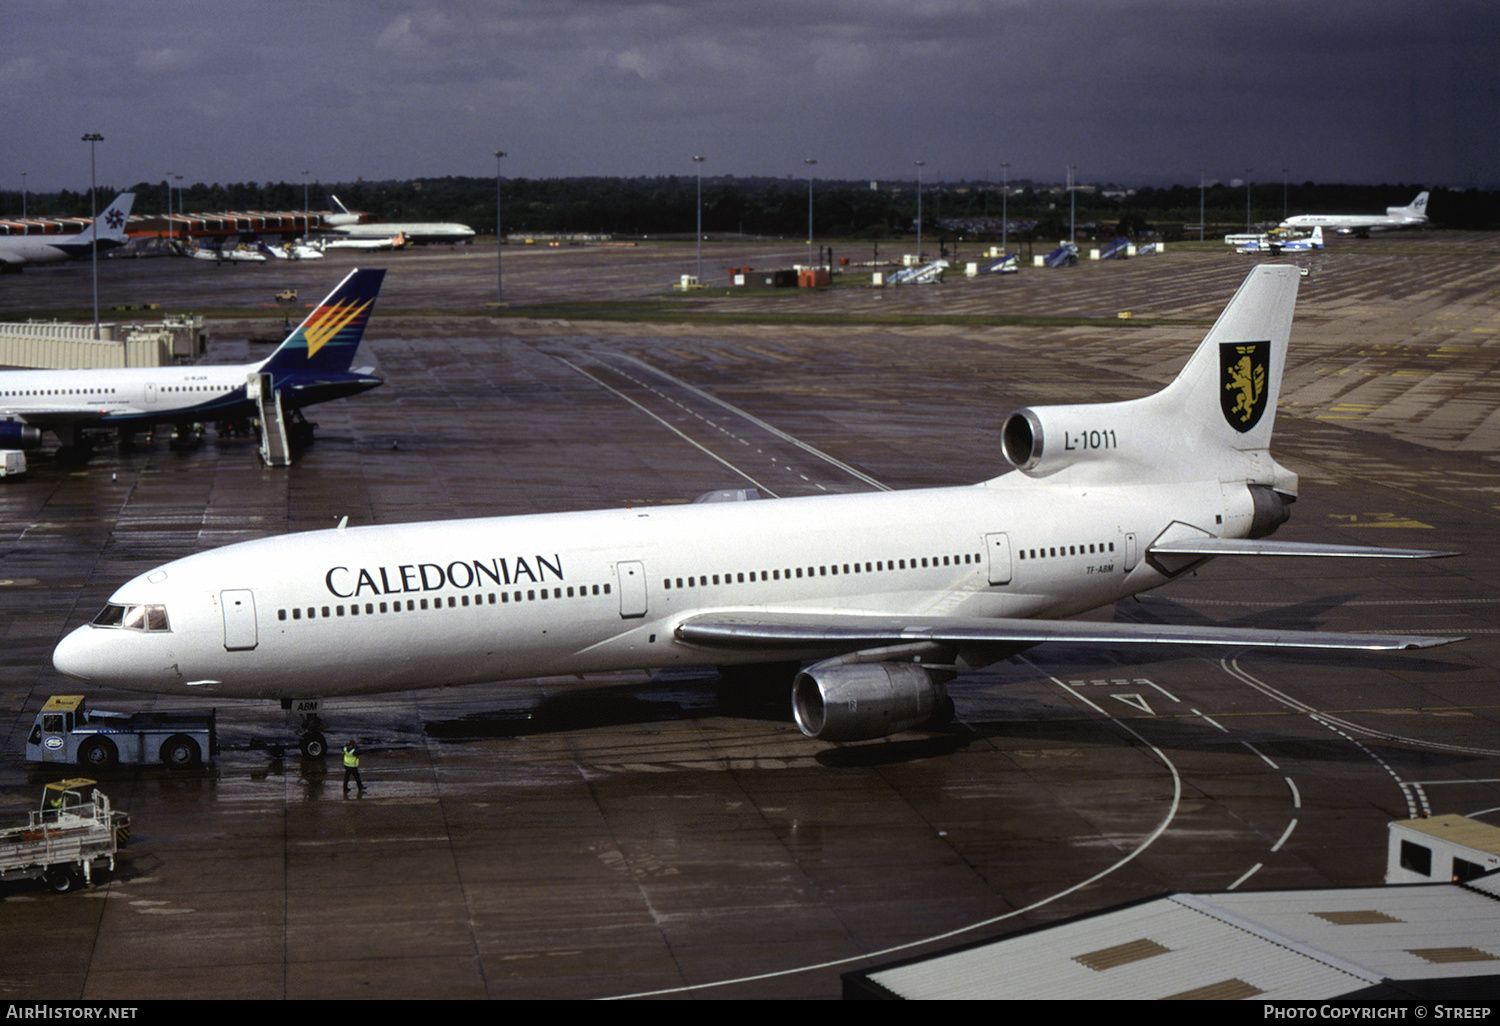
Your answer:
[275,699,328,759]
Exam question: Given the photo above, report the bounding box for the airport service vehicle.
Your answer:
[54,266,1461,748]
[25,695,216,768]
[0,193,135,271]
[0,451,25,477]
[0,779,129,893]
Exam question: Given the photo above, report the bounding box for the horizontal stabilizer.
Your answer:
[1148,538,1461,560]
[676,612,1462,653]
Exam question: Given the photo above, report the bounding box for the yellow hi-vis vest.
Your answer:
[344,746,359,768]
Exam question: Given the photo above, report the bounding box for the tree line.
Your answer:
[5,177,1496,239]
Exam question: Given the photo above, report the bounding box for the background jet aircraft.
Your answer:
[1280,191,1429,236]
[0,193,135,271]
[322,195,474,245]
[0,268,385,458]
[54,266,1460,756]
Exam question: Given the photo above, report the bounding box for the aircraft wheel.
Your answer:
[300,732,327,759]
[78,736,118,768]
[160,734,201,769]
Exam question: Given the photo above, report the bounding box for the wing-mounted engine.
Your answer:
[0,421,42,450]
[792,660,950,742]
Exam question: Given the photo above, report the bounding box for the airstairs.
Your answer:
[1043,243,1079,267]
[250,372,291,467]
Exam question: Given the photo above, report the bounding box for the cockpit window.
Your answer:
[91,603,170,633]
[92,604,125,627]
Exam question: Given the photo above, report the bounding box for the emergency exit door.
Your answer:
[985,532,1013,585]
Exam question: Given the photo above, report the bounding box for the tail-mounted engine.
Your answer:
[792,661,949,742]
[1000,404,1127,478]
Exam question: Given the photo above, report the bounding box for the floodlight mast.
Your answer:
[82,133,103,339]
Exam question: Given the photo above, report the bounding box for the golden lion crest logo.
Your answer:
[1220,341,1270,433]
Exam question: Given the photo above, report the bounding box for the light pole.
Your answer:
[1245,168,1253,232]
[20,172,26,219]
[1282,167,1289,221]
[1199,169,1206,243]
[914,160,925,261]
[693,155,705,282]
[302,168,310,239]
[804,158,816,268]
[1067,165,1077,245]
[82,133,103,339]
[493,150,506,304]
[999,161,1010,255]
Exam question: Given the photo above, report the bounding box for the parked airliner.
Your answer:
[0,268,384,458]
[0,194,135,271]
[53,266,1460,751]
[1280,191,1429,236]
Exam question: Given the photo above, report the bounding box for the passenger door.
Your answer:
[616,561,647,618]
[221,589,258,650]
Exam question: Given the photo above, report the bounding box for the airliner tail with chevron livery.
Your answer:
[0,268,385,457]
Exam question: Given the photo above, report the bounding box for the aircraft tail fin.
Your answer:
[1159,263,1298,452]
[998,264,1300,488]
[77,193,134,244]
[257,268,386,376]
[1389,191,1430,221]
[329,195,352,215]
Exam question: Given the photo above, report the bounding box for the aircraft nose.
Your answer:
[53,626,99,682]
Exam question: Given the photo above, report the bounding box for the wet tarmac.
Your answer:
[1,236,1498,999]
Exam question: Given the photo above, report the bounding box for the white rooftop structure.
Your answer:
[849,874,1500,1000]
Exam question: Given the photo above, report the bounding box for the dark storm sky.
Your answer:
[6,0,1496,193]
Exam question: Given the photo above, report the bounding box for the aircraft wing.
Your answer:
[1148,538,1461,559]
[675,612,1461,653]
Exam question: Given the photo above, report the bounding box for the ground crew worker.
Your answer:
[343,741,365,794]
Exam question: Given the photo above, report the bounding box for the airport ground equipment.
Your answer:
[0,779,129,892]
[884,260,948,285]
[0,451,26,476]
[1386,815,1500,884]
[25,695,216,769]
[1043,242,1079,267]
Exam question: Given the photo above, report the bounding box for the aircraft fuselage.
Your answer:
[52,474,1230,699]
